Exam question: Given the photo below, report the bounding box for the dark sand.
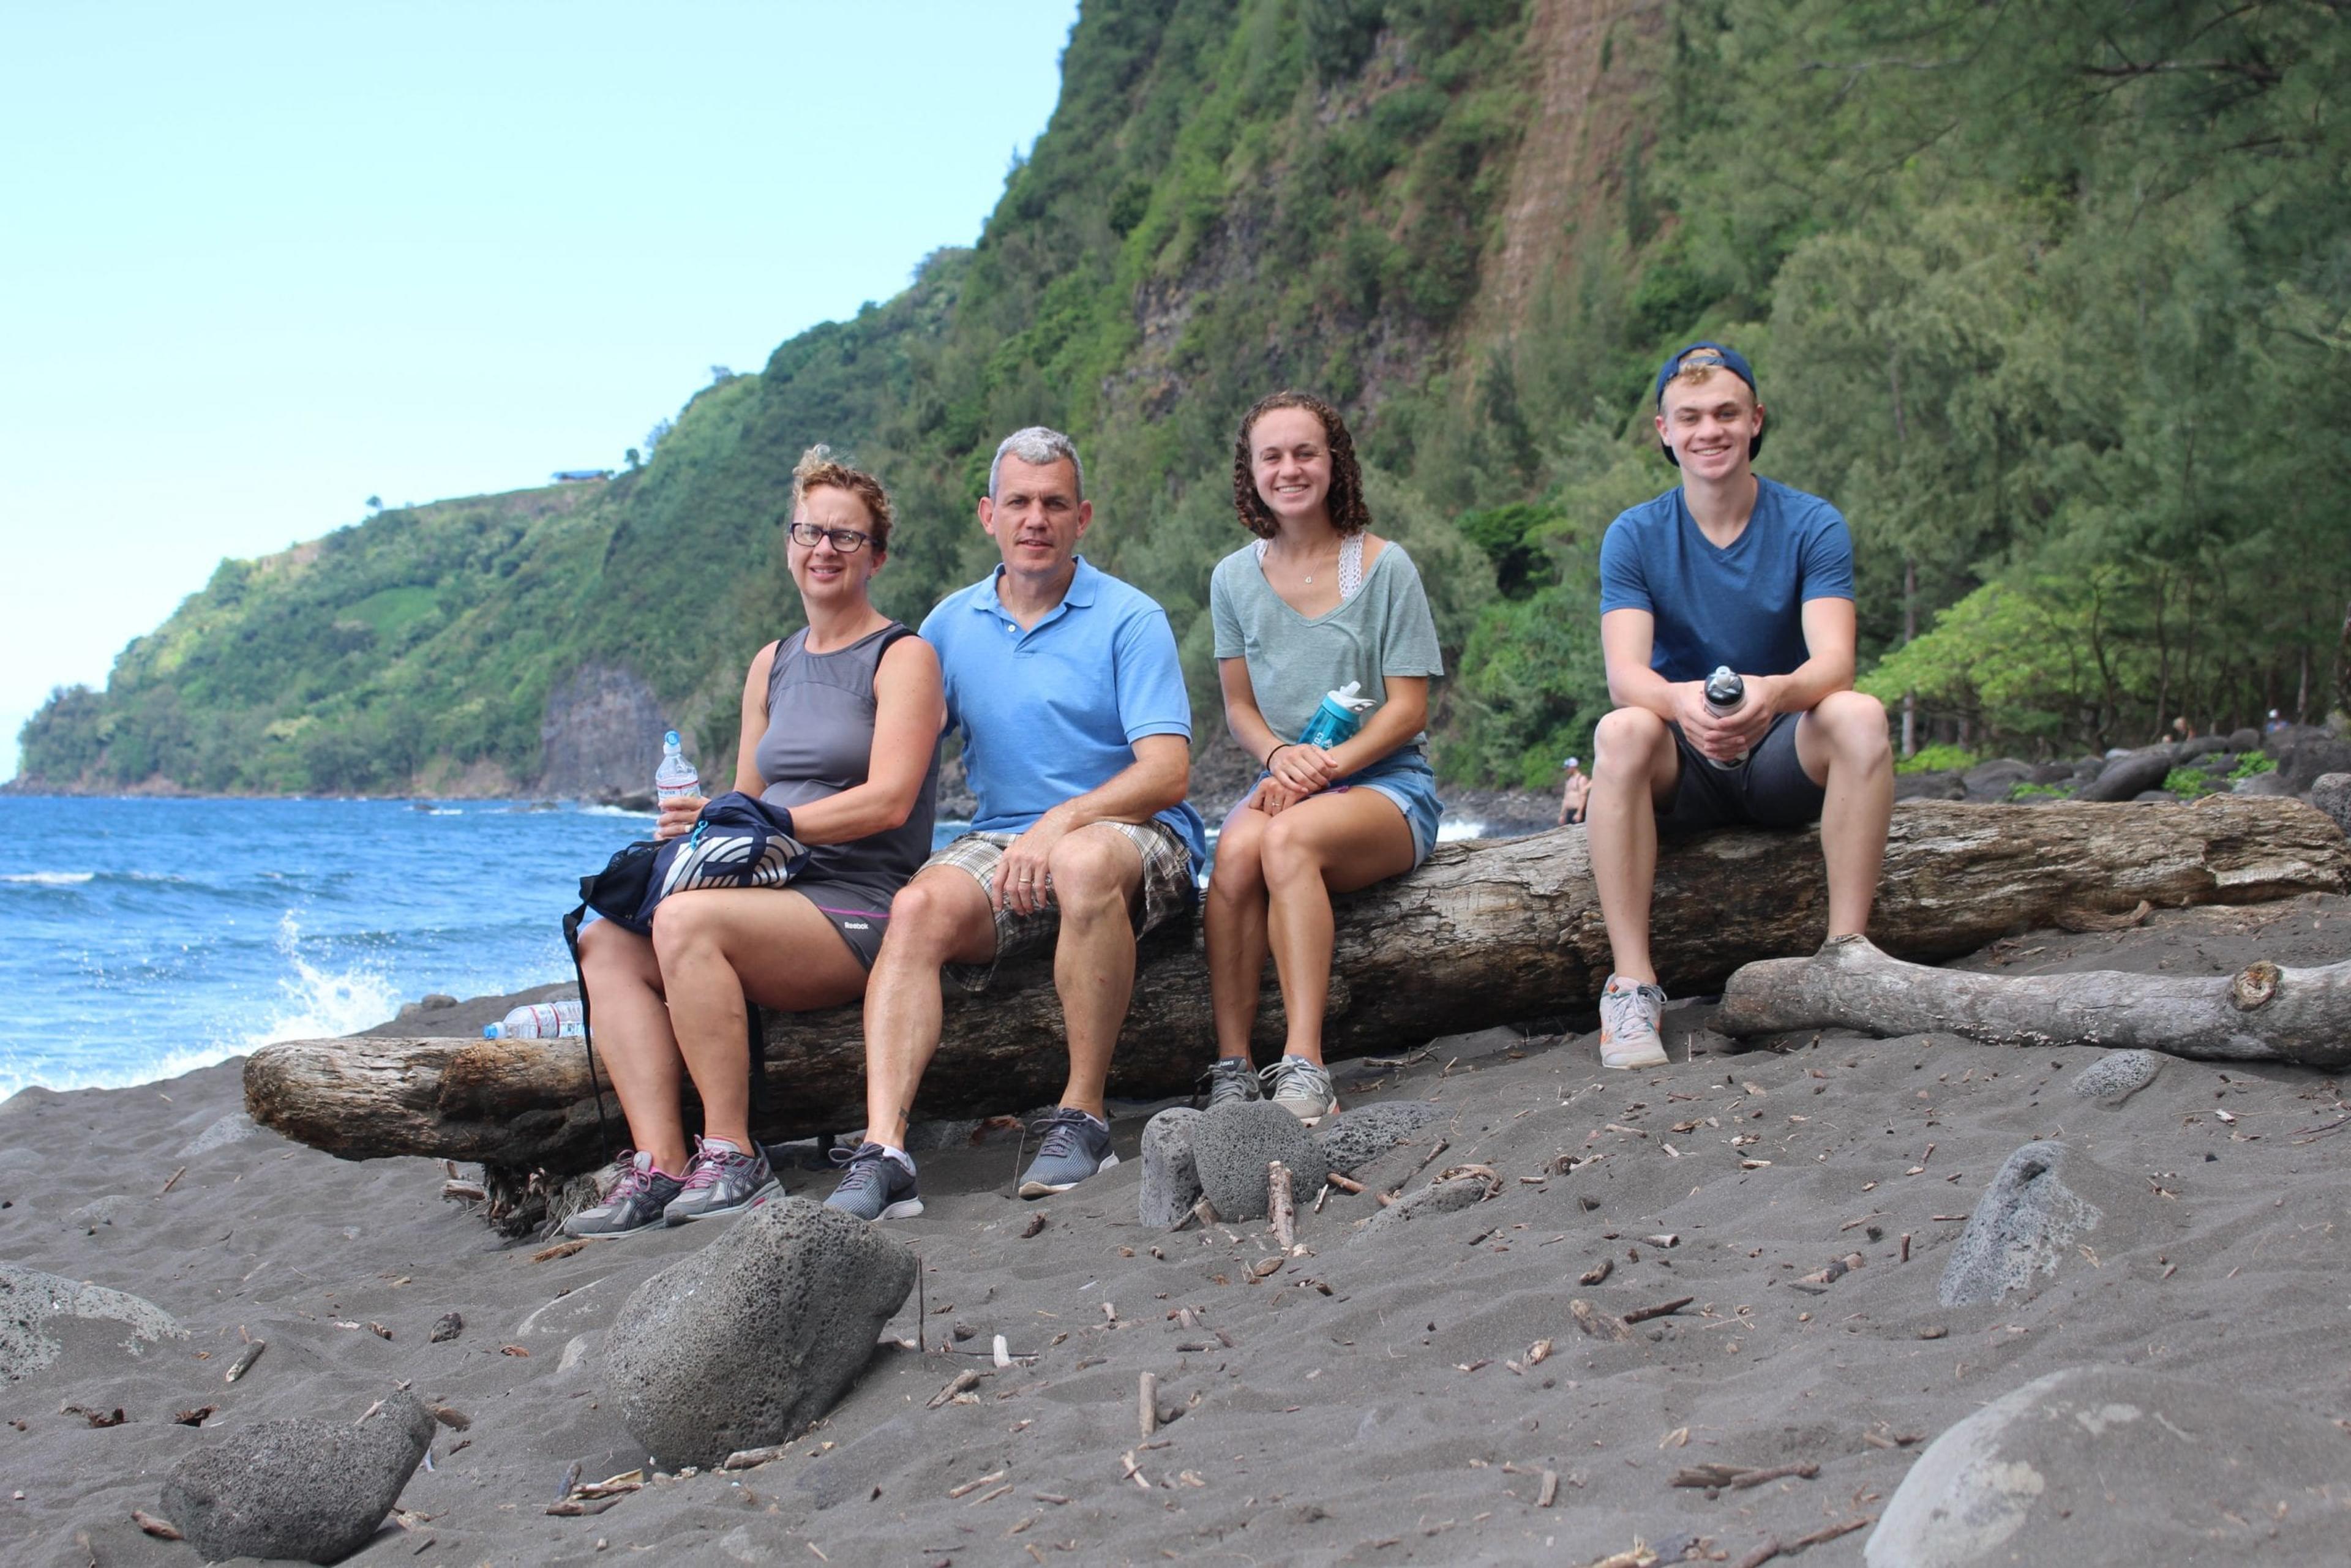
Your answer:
[5,895,2349,1566]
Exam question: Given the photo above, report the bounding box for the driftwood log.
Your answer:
[244,797,2349,1176]
[1719,933,2351,1067]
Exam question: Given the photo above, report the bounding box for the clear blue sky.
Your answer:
[0,1,1081,779]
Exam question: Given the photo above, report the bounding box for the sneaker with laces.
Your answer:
[823,1142,923,1222]
[1262,1055,1337,1123]
[1197,1056,1263,1110]
[662,1135,780,1225]
[1016,1107,1119,1198]
[561,1150,687,1239]
[1598,974,1670,1069]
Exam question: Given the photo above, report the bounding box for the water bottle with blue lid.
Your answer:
[1294,680,1378,751]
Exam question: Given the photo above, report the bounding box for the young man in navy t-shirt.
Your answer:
[1586,343,1894,1068]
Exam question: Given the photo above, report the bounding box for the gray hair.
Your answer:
[987,426,1086,501]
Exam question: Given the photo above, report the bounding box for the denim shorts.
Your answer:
[1251,749,1444,867]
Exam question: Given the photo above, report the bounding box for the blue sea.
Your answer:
[0,796,679,1098]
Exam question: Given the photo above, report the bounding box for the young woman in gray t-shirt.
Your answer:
[563,449,945,1239]
[1201,391,1444,1123]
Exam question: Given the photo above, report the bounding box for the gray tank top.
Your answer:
[754,623,939,891]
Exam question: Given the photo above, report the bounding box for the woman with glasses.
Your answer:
[564,446,945,1238]
[1199,391,1444,1123]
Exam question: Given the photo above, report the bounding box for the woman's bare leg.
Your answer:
[1203,793,1274,1062]
[1258,789,1417,1065]
[648,888,871,1150]
[576,918,691,1176]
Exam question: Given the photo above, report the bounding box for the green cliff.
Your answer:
[21,0,2349,794]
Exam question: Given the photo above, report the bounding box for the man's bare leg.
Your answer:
[1587,705,1685,984]
[1041,825,1148,1120]
[1795,690,1894,937]
[860,868,997,1150]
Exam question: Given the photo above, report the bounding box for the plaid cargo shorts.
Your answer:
[923,820,1195,994]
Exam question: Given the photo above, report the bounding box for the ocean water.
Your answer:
[0,796,670,1099]
[0,795,1496,1098]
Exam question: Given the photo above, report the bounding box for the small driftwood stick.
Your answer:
[1138,1372,1158,1438]
[1622,1296,1694,1324]
[1324,1171,1364,1194]
[224,1340,266,1384]
[1267,1161,1294,1250]
[1720,934,2351,1067]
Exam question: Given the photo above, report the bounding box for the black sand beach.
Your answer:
[6,895,2349,1565]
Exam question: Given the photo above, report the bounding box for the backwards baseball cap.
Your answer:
[1653,340,1763,467]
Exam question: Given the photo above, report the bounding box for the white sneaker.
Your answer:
[1597,975,1670,1069]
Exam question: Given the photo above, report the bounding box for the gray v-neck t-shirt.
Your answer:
[1209,540,1444,751]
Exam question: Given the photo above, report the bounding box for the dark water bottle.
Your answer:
[1702,666,1748,770]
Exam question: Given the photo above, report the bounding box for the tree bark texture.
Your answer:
[1719,934,2351,1067]
[244,797,2349,1173]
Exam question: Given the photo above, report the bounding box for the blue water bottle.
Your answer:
[1295,681,1378,749]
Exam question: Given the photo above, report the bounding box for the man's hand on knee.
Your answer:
[996,812,1073,918]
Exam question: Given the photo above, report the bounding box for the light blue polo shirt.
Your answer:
[920,556,1208,865]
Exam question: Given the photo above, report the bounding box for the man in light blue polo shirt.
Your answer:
[826,426,1204,1220]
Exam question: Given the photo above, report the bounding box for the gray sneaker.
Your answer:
[1262,1055,1337,1123]
[561,1151,686,1239]
[1016,1108,1119,1198]
[1198,1056,1263,1110]
[823,1142,923,1222]
[662,1136,779,1225]
[1598,975,1670,1070]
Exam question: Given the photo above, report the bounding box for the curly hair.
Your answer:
[790,445,894,553]
[1231,391,1371,539]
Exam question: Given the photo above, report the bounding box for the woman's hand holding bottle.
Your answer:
[654,793,708,841]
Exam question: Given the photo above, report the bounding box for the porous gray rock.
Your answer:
[160,1387,434,1564]
[2311,771,2351,837]
[2077,746,2176,802]
[2177,734,2229,762]
[0,1263,184,1380]
[2232,770,2294,797]
[1193,1100,1328,1222]
[1938,1142,2100,1307]
[1864,1367,2351,1567]
[1310,1099,1444,1174]
[1138,1106,1204,1228]
[178,1111,266,1158]
[601,1196,916,1468]
[1359,1174,1489,1238]
[2225,726,2260,753]
[2069,1049,2162,1106]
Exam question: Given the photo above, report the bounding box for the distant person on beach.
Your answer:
[2267,708,2288,734]
[823,427,1205,1220]
[561,449,945,1239]
[1198,391,1444,1122]
[1557,756,1589,827]
[1585,342,1892,1069]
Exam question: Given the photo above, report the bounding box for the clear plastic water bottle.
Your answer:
[484,999,584,1040]
[1702,666,1749,770]
[1295,681,1378,751]
[654,730,699,802]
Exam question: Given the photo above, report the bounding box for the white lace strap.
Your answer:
[1337,532,1365,601]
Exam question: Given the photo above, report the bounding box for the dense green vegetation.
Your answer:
[21,0,2350,794]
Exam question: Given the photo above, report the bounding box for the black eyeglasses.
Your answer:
[787,520,874,553]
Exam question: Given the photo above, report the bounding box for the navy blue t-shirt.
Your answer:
[1597,478,1854,683]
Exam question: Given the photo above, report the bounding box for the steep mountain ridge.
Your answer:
[22,0,2349,793]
